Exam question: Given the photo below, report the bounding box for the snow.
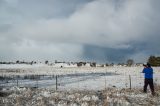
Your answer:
[1,86,159,105]
[41,91,51,97]
[53,63,78,68]
[0,64,160,90]
[0,64,160,105]
[0,64,46,69]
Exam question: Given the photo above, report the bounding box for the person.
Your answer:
[142,63,155,95]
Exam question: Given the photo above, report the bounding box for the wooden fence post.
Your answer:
[56,75,58,90]
[36,78,38,88]
[17,76,19,87]
[129,75,131,89]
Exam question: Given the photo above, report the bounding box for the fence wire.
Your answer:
[0,73,160,90]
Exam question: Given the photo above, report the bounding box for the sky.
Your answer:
[0,0,160,63]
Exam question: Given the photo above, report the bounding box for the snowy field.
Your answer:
[1,64,160,106]
[0,64,160,90]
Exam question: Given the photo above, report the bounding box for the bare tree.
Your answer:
[126,59,134,66]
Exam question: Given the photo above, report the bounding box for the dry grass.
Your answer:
[0,86,160,106]
[102,86,160,106]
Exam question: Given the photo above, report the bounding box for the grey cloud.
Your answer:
[15,0,158,47]
[83,44,135,63]
[0,0,160,62]
[1,0,93,20]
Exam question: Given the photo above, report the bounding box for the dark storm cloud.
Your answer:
[0,0,160,63]
[83,45,134,63]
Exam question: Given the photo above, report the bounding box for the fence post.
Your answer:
[105,77,106,90]
[17,76,19,87]
[105,72,107,90]
[56,75,58,90]
[37,75,40,88]
[129,75,131,89]
[36,79,38,88]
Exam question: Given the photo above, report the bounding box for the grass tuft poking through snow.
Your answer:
[0,86,160,106]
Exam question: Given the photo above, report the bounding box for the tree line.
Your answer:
[148,56,160,66]
[0,56,160,66]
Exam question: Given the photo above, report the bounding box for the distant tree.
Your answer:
[2,62,6,64]
[148,56,160,66]
[126,59,134,66]
[77,62,86,67]
[157,57,160,66]
[30,61,34,65]
[16,60,20,64]
[90,62,96,67]
[83,62,86,66]
[105,63,109,66]
[77,62,83,67]
[148,56,156,66]
[45,60,49,64]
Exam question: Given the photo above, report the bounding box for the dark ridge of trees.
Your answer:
[0,60,37,65]
[0,62,14,64]
[148,56,160,66]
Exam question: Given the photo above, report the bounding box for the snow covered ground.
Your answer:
[0,64,160,90]
[1,64,160,106]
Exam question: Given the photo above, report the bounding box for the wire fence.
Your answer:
[0,73,160,90]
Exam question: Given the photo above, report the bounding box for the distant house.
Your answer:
[135,63,143,67]
[96,64,105,67]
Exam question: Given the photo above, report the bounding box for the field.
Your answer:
[0,64,160,106]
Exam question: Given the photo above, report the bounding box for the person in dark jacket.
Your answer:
[142,63,155,95]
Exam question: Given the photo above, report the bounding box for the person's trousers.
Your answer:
[143,78,154,93]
